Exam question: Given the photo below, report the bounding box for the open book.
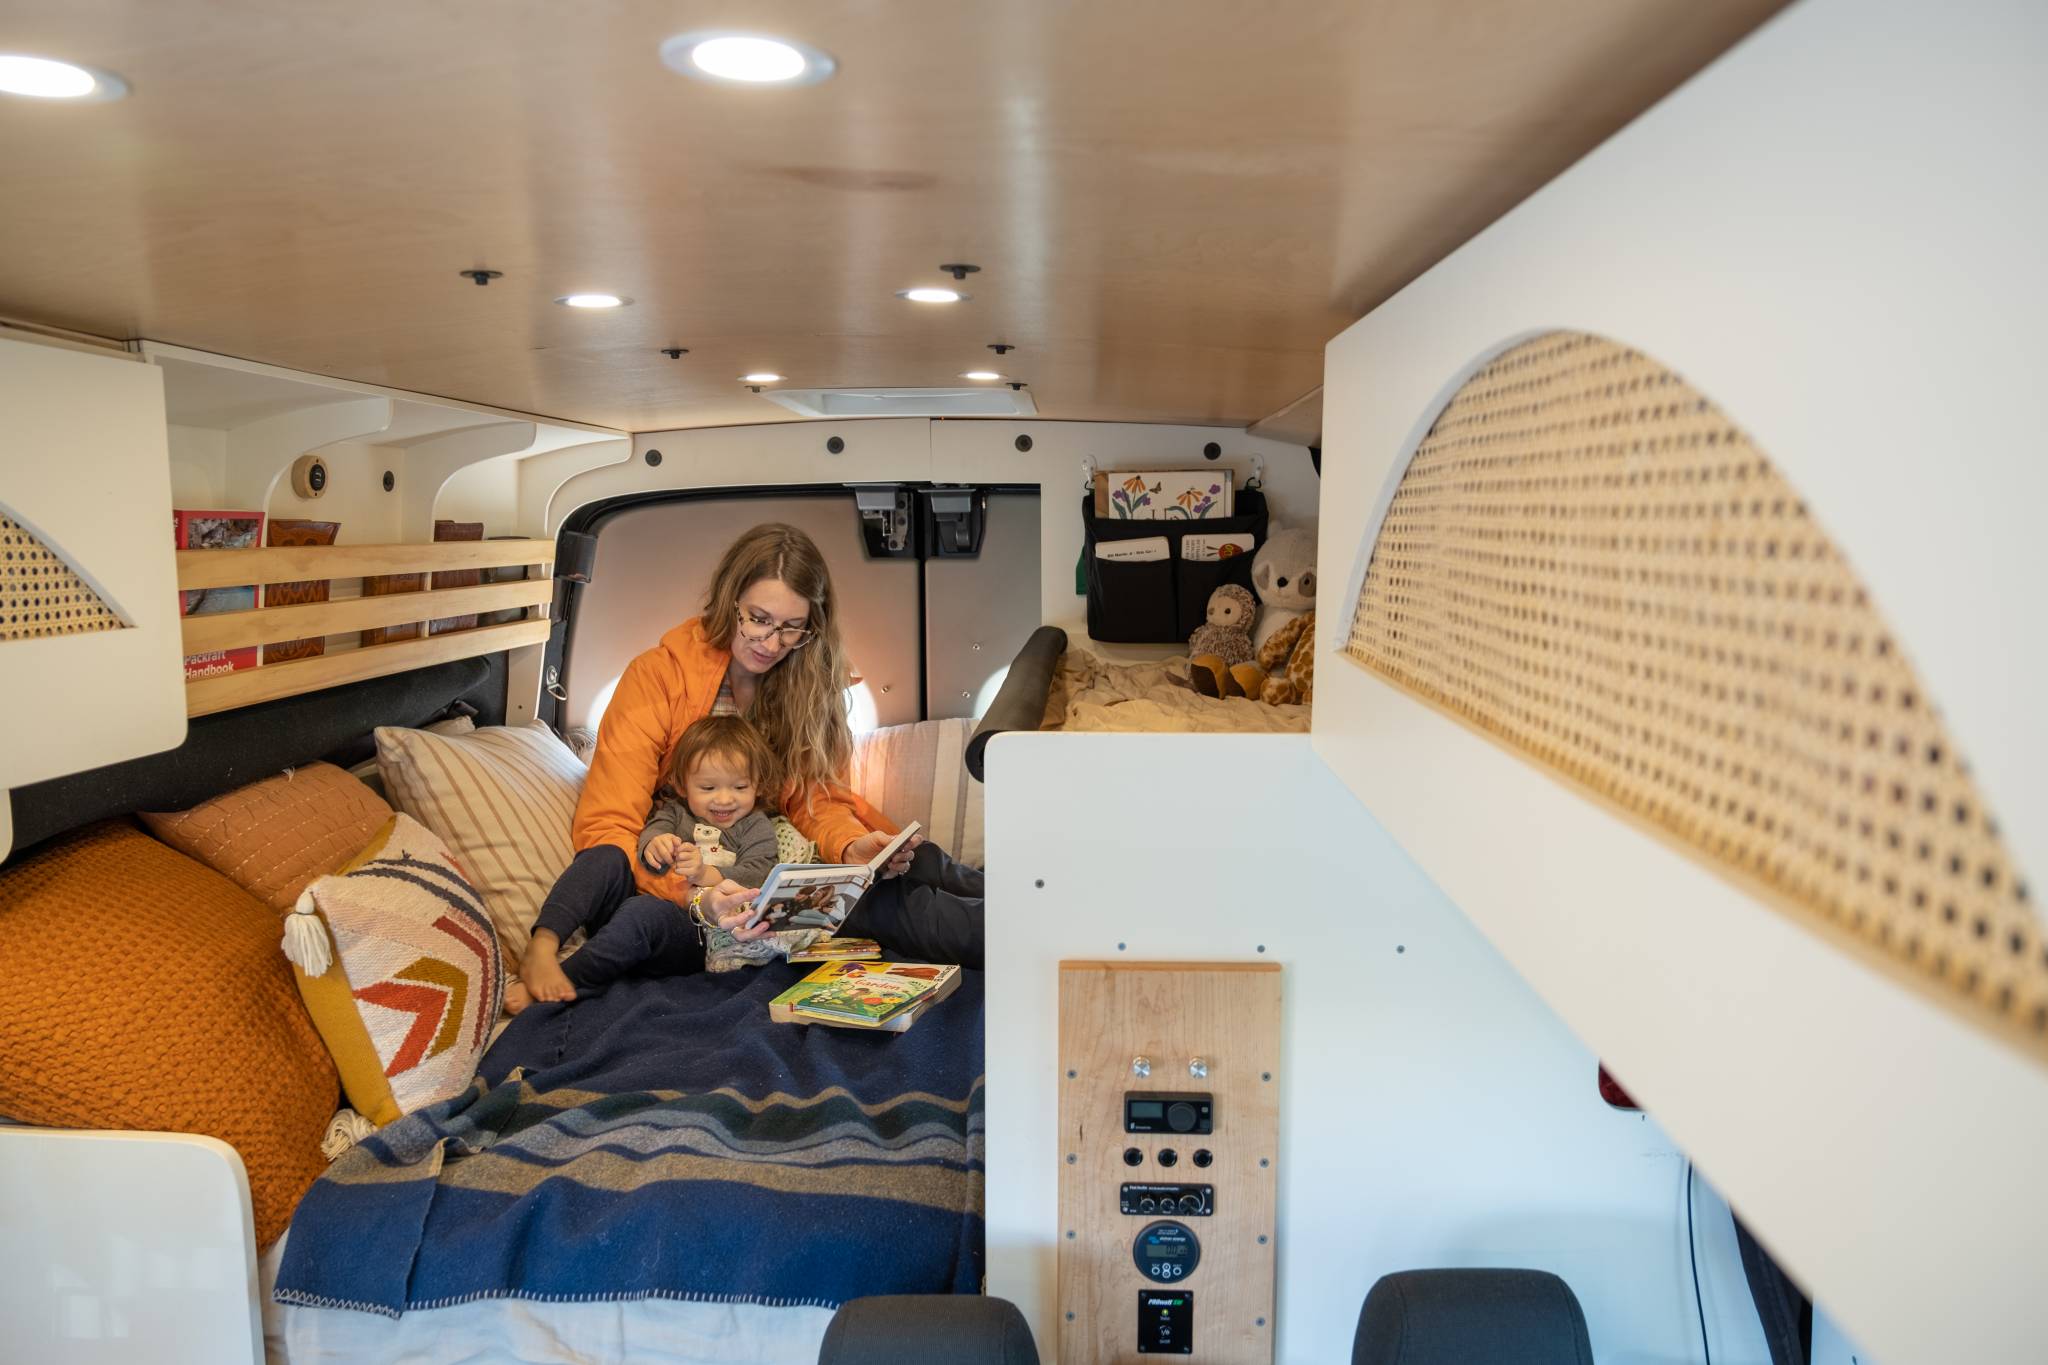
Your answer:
[744,821,922,935]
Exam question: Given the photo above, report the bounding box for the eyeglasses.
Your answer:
[734,606,815,649]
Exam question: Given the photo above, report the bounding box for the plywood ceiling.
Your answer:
[0,0,1786,433]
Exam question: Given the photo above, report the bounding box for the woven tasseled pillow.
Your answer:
[375,723,587,965]
[0,822,337,1246]
[140,762,392,913]
[288,814,505,1127]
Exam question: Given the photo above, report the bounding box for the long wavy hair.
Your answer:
[702,524,852,801]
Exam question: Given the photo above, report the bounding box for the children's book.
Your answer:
[173,508,264,679]
[768,959,962,1032]
[785,936,883,964]
[1092,470,1233,520]
[745,821,922,935]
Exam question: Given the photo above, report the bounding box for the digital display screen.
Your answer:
[1145,1237,1189,1261]
[1130,1101,1164,1120]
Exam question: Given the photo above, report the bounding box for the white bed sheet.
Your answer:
[262,1229,833,1365]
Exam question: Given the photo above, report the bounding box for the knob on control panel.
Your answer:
[1167,1101,1199,1133]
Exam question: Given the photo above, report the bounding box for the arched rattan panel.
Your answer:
[1345,331,2042,1058]
[1,513,125,641]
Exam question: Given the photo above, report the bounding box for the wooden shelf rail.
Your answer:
[176,538,554,591]
[175,538,556,717]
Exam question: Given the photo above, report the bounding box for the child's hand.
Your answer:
[670,842,705,884]
[644,833,687,871]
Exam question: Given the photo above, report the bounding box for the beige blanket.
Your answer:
[1041,649,1311,734]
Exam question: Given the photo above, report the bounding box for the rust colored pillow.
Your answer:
[0,822,337,1245]
[140,762,391,913]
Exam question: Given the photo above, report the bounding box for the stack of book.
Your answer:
[768,960,962,1033]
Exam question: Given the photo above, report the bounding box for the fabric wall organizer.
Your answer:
[1343,330,2043,1063]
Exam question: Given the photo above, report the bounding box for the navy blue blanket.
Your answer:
[275,964,984,1316]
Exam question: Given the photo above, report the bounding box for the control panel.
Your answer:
[1138,1290,1194,1355]
[1058,961,1280,1364]
[1125,1092,1214,1135]
[1121,1183,1213,1217]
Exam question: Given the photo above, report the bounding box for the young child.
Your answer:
[636,715,783,892]
[507,716,783,1012]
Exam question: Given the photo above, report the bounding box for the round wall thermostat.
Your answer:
[290,455,329,499]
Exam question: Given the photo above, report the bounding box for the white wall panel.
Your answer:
[1312,1,2048,1359]
[985,734,1768,1365]
[0,336,186,809]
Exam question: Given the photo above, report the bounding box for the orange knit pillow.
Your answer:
[0,822,338,1245]
[140,762,392,914]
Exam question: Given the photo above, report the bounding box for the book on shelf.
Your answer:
[427,519,483,635]
[262,518,339,663]
[743,821,922,936]
[173,508,264,680]
[360,519,484,647]
[768,959,963,1032]
[1092,470,1233,520]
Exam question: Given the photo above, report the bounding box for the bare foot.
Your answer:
[503,980,532,1016]
[518,939,577,1005]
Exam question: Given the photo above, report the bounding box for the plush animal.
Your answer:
[1188,583,1256,664]
[1250,523,1318,652]
[693,822,737,871]
[1257,609,1316,706]
[1187,582,1265,698]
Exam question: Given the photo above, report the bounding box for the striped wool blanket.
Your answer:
[275,962,984,1316]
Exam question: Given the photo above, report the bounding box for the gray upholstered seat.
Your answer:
[819,1295,1039,1365]
[1352,1269,1594,1365]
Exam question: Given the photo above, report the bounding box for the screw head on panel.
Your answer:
[1131,1056,1152,1079]
[1188,1057,1208,1079]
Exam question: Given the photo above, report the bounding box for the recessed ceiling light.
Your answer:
[556,293,628,309]
[741,372,783,384]
[661,32,836,86]
[0,54,128,101]
[897,287,965,305]
[960,371,1003,382]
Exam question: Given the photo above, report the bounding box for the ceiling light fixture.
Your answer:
[661,32,836,86]
[897,287,965,304]
[741,373,783,384]
[960,370,1003,382]
[556,293,628,309]
[0,53,128,101]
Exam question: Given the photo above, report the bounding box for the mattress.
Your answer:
[263,1235,832,1364]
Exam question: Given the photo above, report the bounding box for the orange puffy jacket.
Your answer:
[570,616,897,902]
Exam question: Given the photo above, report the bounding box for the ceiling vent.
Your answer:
[759,386,1037,419]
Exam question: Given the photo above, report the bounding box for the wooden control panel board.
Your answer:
[1058,961,1281,1364]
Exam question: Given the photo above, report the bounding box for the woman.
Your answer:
[519,523,984,1007]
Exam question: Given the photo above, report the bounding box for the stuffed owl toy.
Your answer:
[1188,583,1257,664]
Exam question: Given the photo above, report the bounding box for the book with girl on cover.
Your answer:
[743,821,922,935]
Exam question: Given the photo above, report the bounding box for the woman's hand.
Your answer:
[844,830,924,879]
[704,879,774,941]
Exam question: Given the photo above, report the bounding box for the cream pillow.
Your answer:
[374,723,586,965]
[848,716,985,868]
